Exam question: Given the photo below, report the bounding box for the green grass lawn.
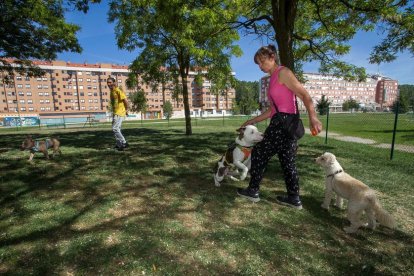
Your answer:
[0,120,413,275]
[302,112,414,146]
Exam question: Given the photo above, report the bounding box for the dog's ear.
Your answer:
[237,127,246,140]
[236,127,246,133]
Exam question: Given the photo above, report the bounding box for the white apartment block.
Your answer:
[259,72,398,112]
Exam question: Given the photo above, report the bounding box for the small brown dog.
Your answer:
[20,135,61,161]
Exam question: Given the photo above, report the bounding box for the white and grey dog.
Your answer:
[315,152,396,233]
[214,125,263,186]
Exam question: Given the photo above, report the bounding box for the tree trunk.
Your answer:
[272,0,297,72]
[161,82,166,118]
[181,74,192,135]
[179,56,192,135]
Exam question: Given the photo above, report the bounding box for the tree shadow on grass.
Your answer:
[0,128,413,274]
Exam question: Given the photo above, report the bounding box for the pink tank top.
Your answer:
[268,66,297,118]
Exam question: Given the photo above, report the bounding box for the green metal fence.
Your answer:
[319,106,414,159]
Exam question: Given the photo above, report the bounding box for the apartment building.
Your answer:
[259,73,398,112]
[375,79,398,108]
[0,60,235,121]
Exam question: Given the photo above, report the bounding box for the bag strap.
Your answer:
[270,96,300,116]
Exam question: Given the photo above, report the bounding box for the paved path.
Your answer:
[306,130,414,153]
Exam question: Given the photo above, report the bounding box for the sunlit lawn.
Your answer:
[0,118,413,275]
[301,112,414,146]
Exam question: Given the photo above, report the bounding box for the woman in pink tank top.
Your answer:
[237,45,322,209]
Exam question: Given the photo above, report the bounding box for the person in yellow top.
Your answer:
[108,77,129,151]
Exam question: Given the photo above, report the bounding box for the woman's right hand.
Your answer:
[240,119,253,129]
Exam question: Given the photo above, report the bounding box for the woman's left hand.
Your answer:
[309,116,322,134]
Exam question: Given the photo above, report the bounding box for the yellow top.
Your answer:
[110,87,127,116]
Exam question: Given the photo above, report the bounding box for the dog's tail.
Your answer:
[367,192,396,229]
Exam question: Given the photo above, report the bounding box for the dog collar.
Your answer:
[327,170,343,178]
[236,145,253,161]
[236,145,254,150]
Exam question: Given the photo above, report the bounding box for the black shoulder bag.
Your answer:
[272,97,305,140]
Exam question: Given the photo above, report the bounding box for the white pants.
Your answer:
[112,115,126,147]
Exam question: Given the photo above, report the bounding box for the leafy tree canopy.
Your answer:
[316,95,331,115]
[399,84,414,99]
[0,0,100,79]
[234,80,260,115]
[108,0,241,135]
[163,101,174,120]
[391,95,410,114]
[231,0,414,81]
[342,98,360,111]
[129,90,148,114]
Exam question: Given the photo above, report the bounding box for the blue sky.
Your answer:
[58,3,414,85]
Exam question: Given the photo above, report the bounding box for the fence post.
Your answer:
[63,115,66,129]
[390,101,399,160]
[325,107,329,144]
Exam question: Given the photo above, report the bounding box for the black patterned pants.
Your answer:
[248,114,300,198]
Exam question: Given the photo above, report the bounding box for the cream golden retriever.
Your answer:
[315,152,396,233]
